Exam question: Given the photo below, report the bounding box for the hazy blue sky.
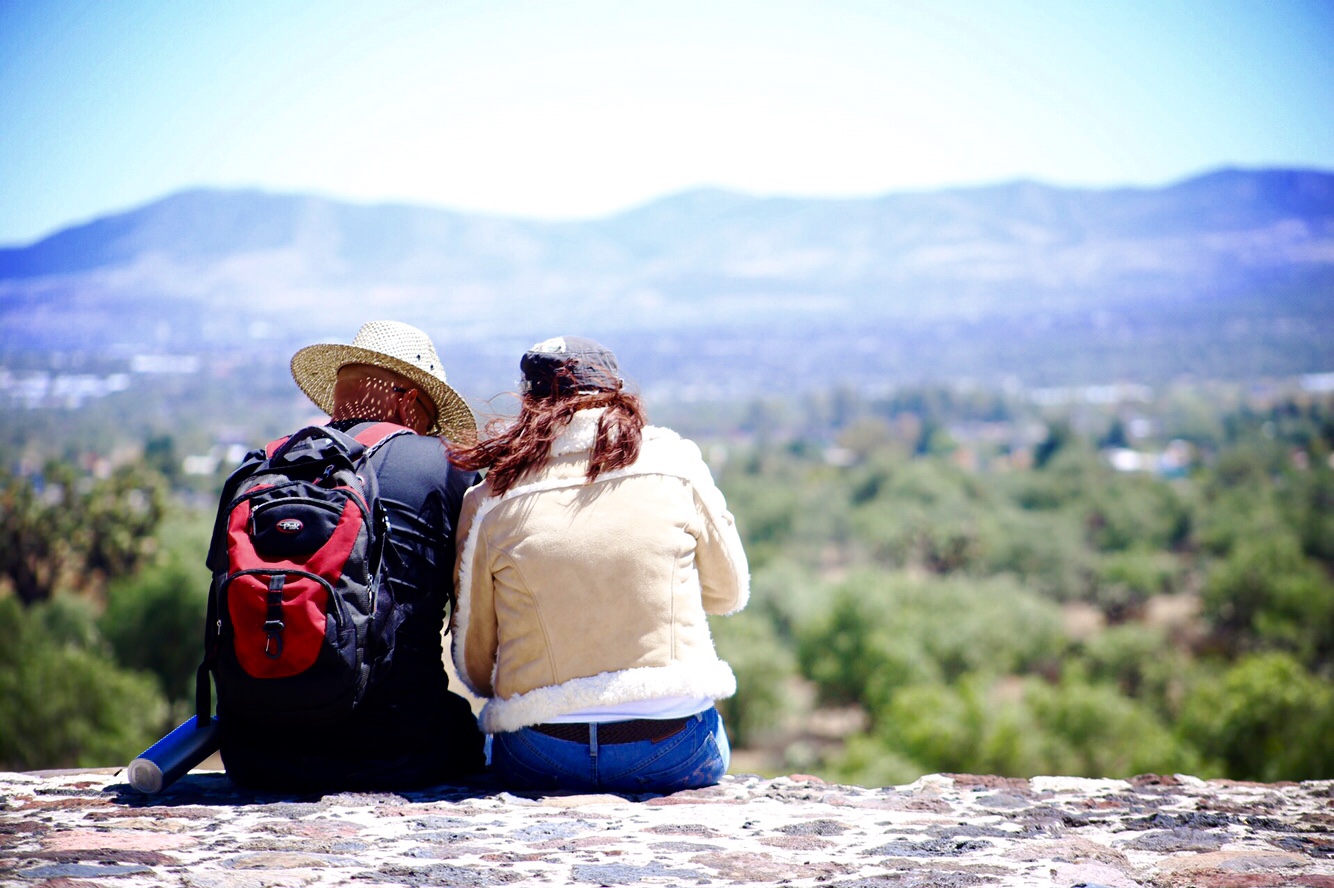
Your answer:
[1,0,1331,245]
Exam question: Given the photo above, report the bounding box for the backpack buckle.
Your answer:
[264,623,285,659]
[264,575,286,659]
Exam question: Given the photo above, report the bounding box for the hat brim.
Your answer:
[290,343,477,441]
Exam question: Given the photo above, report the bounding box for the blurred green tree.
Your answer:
[1201,532,1334,667]
[798,572,1065,719]
[1180,652,1334,781]
[1079,622,1196,718]
[0,463,79,604]
[79,463,167,580]
[100,507,212,704]
[0,596,166,770]
[710,610,797,748]
[0,460,166,603]
[142,434,182,487]
[1024,666,1201,778]
[833,669,1200,783]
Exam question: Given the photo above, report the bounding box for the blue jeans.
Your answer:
[492,708,731,794]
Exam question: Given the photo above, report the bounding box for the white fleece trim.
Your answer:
[549,407,606,457]
[451,416,750,696]
[451,484,491,697]
[479,659,738,734]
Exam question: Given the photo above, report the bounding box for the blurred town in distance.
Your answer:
[4,351,1334,482]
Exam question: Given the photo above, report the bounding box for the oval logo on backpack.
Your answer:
[276,519,304,534]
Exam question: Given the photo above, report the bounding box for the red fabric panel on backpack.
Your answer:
[225,491,367,679]
[226,573,330,679]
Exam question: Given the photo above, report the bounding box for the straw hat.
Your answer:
[290,321,476,440]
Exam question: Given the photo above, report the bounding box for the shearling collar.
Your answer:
[550,408,607,457]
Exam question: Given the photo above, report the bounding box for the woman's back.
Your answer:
[449,336,748,793]
[454,417,746,731]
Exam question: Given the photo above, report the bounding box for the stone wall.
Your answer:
[1,769,1331,887]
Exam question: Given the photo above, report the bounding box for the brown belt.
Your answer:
[529,716,693,745]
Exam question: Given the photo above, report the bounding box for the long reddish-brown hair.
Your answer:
[451,383,646,496]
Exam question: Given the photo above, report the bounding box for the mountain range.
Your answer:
[2,168,1331,395]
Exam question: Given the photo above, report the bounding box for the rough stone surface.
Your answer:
[0,769,1330,887]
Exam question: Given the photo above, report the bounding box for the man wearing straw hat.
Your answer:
[217,320,485,790]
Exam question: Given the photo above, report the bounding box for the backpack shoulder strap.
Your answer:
[264,422,412,462]
[350,421,415,461]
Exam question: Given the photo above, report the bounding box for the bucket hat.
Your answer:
[290,320,476,440]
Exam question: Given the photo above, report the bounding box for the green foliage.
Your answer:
[831,669,1199,783]
[0,596,166,770]
[1180,652,1334,782]
[715,386,1334,782]
[1089,549,1183,621]
[828,733,927,788]
[1079,622,1195,717]
[1195,449,1287,557]
[746,557,825,643]
[34,592,105,650]
[720,451,855,576]
[78,463,167,578]
[0,462,78,604]
[798,572,1065,718]
[1023,667,1201,778]
[0,460,167,603]
[142,434,183,487]
[798,579,935,711]
[1034,421,1076,469]
[1279,462,1334,564]
[100,508,212,703]
[710,610,796,748]
[975,507,1089,600]
[1082,474,1190,553]
[1201,532,1334,666]
[873,677,1040,778]
[848,459,988,573]
[0,463,194,769]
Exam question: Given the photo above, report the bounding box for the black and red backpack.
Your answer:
[196,422,412,731]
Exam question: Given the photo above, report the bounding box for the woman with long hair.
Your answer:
[448,336,749,793]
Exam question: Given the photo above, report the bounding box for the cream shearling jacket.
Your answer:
[450,409,749,734]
